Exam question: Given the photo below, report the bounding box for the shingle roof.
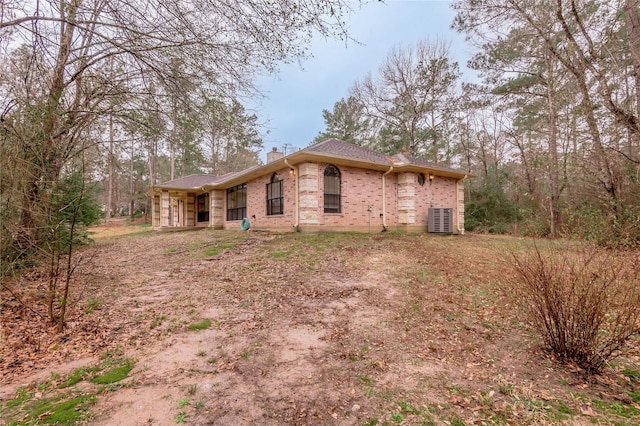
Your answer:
[305,138,390,164]
[306,139,467,175]
[155,174,232,189]
[152,139,471,191]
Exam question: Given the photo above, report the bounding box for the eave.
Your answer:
[202,151,474,190]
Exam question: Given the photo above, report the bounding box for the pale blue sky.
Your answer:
[253,0,475,162]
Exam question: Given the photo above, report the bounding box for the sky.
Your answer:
[252,0,475,162]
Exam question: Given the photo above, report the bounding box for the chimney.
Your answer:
[267,147,284,163]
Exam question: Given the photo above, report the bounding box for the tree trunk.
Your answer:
[130,138,135,220]
[511,133,536,197]
[211,127,218,174]
[625,0,640,152]
[106,115,114,222]
[148,137,157,186]
[170,142,176,181]
[546,53,561,238]
[58,168,84,332]
[431,110,438,162]
[18,0,79,251]
[170,98,177,180]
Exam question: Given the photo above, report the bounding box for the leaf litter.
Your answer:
[1,229,639,425]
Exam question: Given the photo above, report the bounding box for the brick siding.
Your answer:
[210,162,460,233]
[153,163,462,233]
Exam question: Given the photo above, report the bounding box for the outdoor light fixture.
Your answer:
[429,173,434,183]
[289,168,295,176]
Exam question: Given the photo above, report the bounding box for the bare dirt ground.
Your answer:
[1,222,639,425]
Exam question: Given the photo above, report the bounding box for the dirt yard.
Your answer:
[1,225,639,425]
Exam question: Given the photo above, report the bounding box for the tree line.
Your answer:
[313,0,640,246]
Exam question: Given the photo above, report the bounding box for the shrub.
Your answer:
[563,201,640,249]
[508,243,640,373]
[464,165,519,234]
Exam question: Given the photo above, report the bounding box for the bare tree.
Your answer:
[350,39,461,159]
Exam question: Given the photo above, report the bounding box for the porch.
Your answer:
[151,190,212,229]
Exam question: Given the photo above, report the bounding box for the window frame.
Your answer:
[323,164,341,214]
[266,173,284,216]
[226,183,247,221]
[196,193,210,223]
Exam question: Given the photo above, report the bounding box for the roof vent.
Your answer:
[267,147,284,163]
[428,208,453,233]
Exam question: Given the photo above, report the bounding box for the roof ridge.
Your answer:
[304,138,333,150]
[305,138,389,161]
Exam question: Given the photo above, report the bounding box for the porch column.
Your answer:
[298,162,319,225]
[160,190,170,227]
[456,179,465,234]
[210,190,224,229]
[397,173,416,225]
[186,193,195,226]
[152,195,161,228]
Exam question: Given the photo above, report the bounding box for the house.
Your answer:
[147,139,472,233]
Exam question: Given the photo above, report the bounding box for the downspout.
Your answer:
[284,159,299,231]
[456,175,468,235]
[382,166,394,231]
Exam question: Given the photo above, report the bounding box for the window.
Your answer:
[226,183,246,221]
[266,173,283,215]
[324,164,341,213]
[418,173,426,186]
[197,193,209,222]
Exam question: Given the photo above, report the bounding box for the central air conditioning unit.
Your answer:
[428,208,453,234]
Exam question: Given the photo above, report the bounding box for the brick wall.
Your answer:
[222,167,297,231]
[315,163,395,232]
[414,174,458,229]
[217,162,462,233]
